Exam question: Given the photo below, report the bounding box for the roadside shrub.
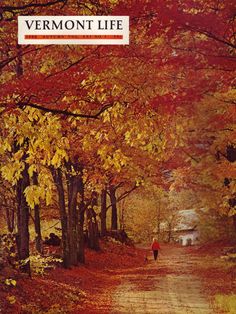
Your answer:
[19,255,62,275]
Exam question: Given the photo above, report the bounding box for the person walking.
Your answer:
[151,238,160,261]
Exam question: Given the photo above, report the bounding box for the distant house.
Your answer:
[174,209,199,246]
[154,209,200,245]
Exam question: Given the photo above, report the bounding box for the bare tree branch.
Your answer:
[106,184,138,211]
[1,0,67,13]
[17,101,113,119]
[117,185,138,202]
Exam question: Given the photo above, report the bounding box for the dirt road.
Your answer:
[110,245,214,314]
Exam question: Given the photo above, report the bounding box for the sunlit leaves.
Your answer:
[20,255,62,275]
[51,148,69,168]
[1,161,25,185]
[6,295,16,305]
[5,278,17,287]
[28,168,53,208]
[24,185,44,209]
[98,146,129,172]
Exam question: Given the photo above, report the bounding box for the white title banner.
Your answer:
[18,16,129,45]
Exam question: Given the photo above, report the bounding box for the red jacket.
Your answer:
[151,241,160,250]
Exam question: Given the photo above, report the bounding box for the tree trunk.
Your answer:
[109,185,118,230]
[34,204,42,254]
[77,208,85,263]
[14,45,30,274]
[16,164,30,274]
[77,175,85,263]
[6,208,15,233]
[87,206,100,251]
[51,167,71,268]
[119,198,126,231]
[100,189,107,236]
[32,172,42,254]
[67,165,79,266]
[68,187,78,265]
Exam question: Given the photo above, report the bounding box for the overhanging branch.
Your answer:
[1,0,67,12]
[18,101,112,119]
[117,185,138,202]
[106,184,138,211]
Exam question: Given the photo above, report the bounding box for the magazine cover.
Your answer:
[0,1,235,313]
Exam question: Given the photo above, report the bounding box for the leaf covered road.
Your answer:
[110,245,214,314]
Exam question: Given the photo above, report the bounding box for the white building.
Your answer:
[174,209,200,246]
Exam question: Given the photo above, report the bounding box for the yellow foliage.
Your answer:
[13,150,24,161]
[3,140,12,152]
[6,295,16,304]
[24,185,44,209]
[5,278,17,287]
[228,208,236,217]
[135,178,144,187]
[24,168,54,208]
[28,164,37,178]
[51,148,69,168]
[102,110,111,123]
[98,146,129,172]
[1,161,25,185]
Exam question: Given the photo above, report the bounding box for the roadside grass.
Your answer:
[196,255,235,272]
[189,244,236,313]
[215,294,236,314]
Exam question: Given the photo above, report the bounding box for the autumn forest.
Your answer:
[0,0,235,313]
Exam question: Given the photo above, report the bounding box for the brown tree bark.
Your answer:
[34,204,42,254]
[16,163,30,274]
[66,162,79,266]
[100,189,107,236]
[68,186,78,265]
[32,172,42,254]
[14,45,31,274]
[5,208,15,233]
[77,207,85,263]
[51,167,71,268]
[87,192,100,251]
[109,185,118,230]
[77,174,85,263]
